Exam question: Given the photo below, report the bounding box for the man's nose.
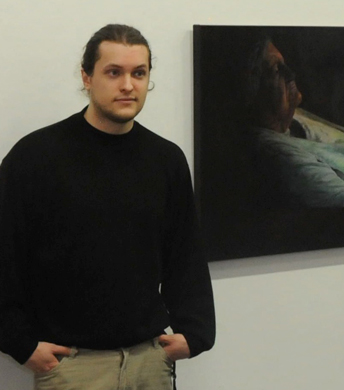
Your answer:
[120,74,134,92]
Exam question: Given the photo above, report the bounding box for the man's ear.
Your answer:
[81,69,91,91]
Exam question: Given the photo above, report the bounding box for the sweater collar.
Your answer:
[77,106,139,144]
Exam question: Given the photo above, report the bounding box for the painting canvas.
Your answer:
[194,25,344,261]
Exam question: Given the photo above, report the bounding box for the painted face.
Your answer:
[253,42,302,133]
[82,41,150,132]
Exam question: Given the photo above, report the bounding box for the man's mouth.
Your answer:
[114,97,137,102]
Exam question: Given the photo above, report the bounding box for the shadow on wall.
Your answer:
[209,247,344,280]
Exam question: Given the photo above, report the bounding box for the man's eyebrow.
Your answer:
[103,63,148,70]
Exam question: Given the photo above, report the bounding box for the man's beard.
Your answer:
[258,80,301,132]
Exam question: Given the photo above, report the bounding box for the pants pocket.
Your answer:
[153,337,174,366]
[34,346,78,379]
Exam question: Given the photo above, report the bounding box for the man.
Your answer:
[0,24,215,389]
[244,38,302,134]
[241,36,344,207]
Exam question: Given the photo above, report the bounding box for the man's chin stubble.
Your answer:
[102,110,137,125]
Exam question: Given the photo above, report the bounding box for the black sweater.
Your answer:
[0,109,215,364]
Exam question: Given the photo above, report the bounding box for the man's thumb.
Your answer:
[158,334,171,346]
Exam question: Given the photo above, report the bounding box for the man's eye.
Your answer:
[109,70,120,76]
[133,70,146,77]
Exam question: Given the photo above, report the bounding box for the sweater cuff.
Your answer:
[182,332,213,358]
[4,337,38,365]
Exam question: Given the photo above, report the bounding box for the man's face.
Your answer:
[252,42,302,133]
[82,41,150,126]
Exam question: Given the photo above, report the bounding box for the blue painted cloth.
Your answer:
[251,121,344,207]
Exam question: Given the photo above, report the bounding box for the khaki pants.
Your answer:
[34,338,173,390]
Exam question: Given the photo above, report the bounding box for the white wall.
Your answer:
[1,1,344,389]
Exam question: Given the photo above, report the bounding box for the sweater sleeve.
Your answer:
[0,152,38,364]
[161,149,216,358]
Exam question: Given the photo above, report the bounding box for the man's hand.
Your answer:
[158,333,190,361]
[24,342,72,374]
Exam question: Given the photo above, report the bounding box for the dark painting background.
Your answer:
[194,26,344,261]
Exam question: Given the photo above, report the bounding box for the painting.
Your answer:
[194,25,344,261]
